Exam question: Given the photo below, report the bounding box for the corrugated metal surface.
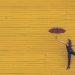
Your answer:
[0,0,75,75]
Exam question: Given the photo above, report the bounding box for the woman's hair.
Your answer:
[68,39,72,46]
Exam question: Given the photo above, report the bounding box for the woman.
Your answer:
[56,39,75,69]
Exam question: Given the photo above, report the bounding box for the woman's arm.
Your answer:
[56,39,66,45]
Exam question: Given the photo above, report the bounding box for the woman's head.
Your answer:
[67,39,72,45]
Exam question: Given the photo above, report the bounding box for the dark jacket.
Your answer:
[66,44,73,53]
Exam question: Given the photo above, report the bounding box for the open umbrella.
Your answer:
[49,27,66,39]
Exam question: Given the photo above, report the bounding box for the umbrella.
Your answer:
[49,27,66,39]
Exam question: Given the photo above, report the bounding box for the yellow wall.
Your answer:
[0,0,75,75]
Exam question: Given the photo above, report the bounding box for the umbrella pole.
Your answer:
[55,34,58,39]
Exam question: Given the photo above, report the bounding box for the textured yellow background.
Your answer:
[0,0,75,75]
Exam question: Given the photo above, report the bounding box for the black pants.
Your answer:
[67,51,75,68]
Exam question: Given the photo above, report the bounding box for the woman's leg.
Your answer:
[67,53,71,69]
[71,51,75,55]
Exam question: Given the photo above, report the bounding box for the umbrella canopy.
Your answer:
[49,27,66,34]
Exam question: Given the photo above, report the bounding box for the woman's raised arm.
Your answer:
[56,39,66,45]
